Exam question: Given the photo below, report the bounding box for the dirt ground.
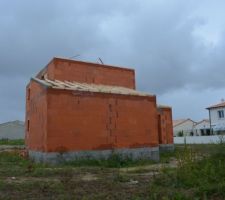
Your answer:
[2,144,223,200]
[0,145,179,200]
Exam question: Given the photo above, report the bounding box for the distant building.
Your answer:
[174,118,212,136]
[193,119,210,136]
[173,119,196,136]
[206,101,225,134]
[0,120,24,140]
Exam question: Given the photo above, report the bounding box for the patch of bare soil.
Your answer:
[81,173,98,181]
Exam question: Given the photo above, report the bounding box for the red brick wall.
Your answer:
[37,58,136,89]
[158,107,173,144]
[25,80,48,151]
[45,89,158,152]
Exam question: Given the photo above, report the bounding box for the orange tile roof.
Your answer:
[194,119,209,126]
[173,118,195,127]
[206,102,225,109]
[173,119,188,127]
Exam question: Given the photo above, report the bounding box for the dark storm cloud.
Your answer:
[0,0,112,76]
[0,0,225,122]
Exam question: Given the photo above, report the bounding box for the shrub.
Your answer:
[177,131,184,137]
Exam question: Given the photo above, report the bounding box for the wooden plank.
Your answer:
[45,78,65,88]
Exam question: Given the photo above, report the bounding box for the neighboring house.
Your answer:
[173,119,196,136]
[0,120,25,140]
[193,119,210,136]
[206,101,225,134]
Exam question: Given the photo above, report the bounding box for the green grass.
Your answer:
[0,151,155,178]
[149,143,225,200]
[62,153,156,168]
[0,139,24,145]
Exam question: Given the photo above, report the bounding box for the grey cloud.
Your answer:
[0,75,27,122]
[0,0,225,122]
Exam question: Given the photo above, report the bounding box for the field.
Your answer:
[0,140,225,200]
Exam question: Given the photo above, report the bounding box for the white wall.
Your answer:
[209,107,225,131]
[174,135,224,144]
[210,107,225,125]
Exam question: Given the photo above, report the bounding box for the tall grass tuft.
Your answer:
[62,153,156,168]
[149,142,225,199]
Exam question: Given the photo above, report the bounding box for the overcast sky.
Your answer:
[1,0,225,123]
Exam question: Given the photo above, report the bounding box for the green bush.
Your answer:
[177,131,184,137]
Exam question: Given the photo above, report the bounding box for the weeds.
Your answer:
[1,144,225,199]
[149,143,225,199]
[63,153,156,168]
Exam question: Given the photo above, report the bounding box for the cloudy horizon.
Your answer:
[1,0,225,123]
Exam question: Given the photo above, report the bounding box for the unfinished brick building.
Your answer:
[25,57,173,163]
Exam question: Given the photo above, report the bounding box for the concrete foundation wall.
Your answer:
[159,144,175,152]
[29,147,159,164]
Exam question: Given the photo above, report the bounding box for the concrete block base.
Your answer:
[29,147,159,164]
[159,144,175,152]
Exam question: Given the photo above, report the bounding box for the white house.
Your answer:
[193,119,210,136]
[173,119,196,136]
[0,120,25,140]
[206,101,225,134]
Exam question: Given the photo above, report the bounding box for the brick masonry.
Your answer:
[157,106,174,151]
[26,82,158,152]
[37,57,136,89]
